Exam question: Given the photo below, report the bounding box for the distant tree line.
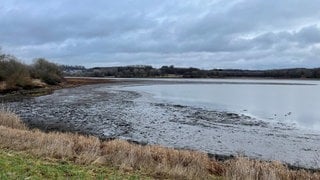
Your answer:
[62,65,320,79]
[60,65,86,72]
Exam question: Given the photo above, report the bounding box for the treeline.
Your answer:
[62,65,320,79]
[0,53,63,92]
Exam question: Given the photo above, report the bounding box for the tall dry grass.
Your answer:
[0,111,319,179]
[101,140,224,179]
[0,108,27,130]
[0,110,221,179]
[225,157,320,180]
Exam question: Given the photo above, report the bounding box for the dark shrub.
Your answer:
[32,58,63,85]
[0,55,33,89]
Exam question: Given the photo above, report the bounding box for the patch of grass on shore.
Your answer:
[0,149,147,180]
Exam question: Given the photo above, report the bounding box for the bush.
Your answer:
[0,55,33,89]
[0,54,5,81]
[0,52,64,90]
[31,58,63,85]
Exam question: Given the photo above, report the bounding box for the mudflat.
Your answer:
[5,78,320,169]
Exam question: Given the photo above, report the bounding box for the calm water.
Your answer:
[123,79,320,131]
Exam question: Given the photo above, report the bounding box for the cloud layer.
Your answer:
[1,0,320,69]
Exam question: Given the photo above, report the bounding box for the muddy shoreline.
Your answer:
[0,77,116,102]
[4,79,320,169]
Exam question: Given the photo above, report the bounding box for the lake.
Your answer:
[8,78,320,168]
[122,78,320,132]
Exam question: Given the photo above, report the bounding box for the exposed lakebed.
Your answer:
[6,78,320,168]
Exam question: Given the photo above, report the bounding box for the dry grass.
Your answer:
[0,110,220,179]
[101,140,224,179]
[64,77,112,86]
[0,111,319,179]
[0,81,6,91]
[225,157,320,180]
[0,125,220,179]
[0,109,27,130]
[31,79,47,88]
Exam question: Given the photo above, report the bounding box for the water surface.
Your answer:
[123,79,320,131]
[8,78,320,168]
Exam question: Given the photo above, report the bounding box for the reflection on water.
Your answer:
[124,79,320,131]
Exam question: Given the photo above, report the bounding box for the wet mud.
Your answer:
[6,82,320,169]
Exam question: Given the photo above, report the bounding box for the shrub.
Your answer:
[0,52,64,90]
[31,58,63,85]
[0,54,5,81]
[0,55,33,89]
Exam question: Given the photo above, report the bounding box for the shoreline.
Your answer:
[0,77,115,102]
[0,109,319,179]
[1,76,318,102]
[66,76,320,82]
[3,77,320,171]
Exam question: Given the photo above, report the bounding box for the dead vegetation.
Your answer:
[0,110,319,179]
[64,77,112,86]
[0,108,27,130]
[225,157,320,180]
[0,54,63,94]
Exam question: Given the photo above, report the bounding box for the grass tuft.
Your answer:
[0,108,27,130]
[225,156,320,180]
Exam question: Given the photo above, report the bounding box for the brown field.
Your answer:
[0,109,319,179]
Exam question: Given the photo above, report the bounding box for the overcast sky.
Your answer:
[1,0,320,69]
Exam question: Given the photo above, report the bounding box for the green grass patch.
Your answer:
[0,149,150,180]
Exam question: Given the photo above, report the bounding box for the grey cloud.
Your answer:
[296,25,320,44]
[0,9,154,45]
[1,0,320,69]
[248,25,320,50]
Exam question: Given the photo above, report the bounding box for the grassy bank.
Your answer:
[0,110,319,179]
[0,149,148,179]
